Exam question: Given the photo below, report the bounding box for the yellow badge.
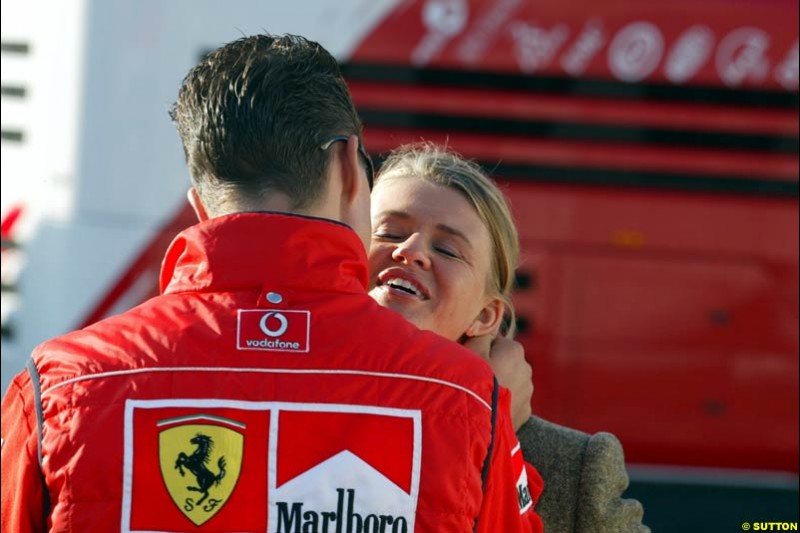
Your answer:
[158,420,244,526]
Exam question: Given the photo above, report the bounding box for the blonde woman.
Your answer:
[368,143,650,533]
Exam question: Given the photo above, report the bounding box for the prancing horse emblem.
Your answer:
[175,434,226,506]
[158,420,244,526]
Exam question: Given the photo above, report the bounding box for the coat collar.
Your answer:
[160,212,369,296]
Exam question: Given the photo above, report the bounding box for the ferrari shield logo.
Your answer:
[158,418,244,526]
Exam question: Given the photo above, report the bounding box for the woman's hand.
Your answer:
[464,335,533,431]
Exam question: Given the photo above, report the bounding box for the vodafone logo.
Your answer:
[260,312,288,337]
[237,309,310,353]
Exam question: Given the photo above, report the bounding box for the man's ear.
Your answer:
[465,298,505,339]
[339,135,367,206]
[335,134,372,252]
[187,187,210,222]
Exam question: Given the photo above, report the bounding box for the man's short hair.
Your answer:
[170,34,363,211]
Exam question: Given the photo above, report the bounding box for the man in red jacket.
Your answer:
[1,34,542,532]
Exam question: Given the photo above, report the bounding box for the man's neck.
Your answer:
[218,193,336,222]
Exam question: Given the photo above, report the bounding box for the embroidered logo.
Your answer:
[270,408,421,532]
[123,402,270,532]
[158,419,243,525]
[237,309,311,352]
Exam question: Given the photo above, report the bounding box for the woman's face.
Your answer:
[368,176,502,342]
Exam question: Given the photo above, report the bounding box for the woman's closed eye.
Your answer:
[434,242,463,259]
[373,231,406,241]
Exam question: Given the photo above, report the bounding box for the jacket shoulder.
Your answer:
[518,415,591,457]
[575,431,650,533]
[29,294,178,390]
[360,299,497,395]
[518,417,650,533]
[517,416,589,533]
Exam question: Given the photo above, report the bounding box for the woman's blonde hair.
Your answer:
[377,142,520,337]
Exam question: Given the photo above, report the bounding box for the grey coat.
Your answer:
[517,416,651,533]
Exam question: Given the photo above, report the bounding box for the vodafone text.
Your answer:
[276,488,409,533]
[244,338,301,350]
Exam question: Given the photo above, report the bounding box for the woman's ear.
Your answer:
[465,298,505,338]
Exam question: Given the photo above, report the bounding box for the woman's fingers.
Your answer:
[487,338,534,431]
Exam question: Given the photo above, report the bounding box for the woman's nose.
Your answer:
[391,234,431,269]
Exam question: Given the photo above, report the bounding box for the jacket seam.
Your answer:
[39,366,493,410]
[25,359,52,528]
[472,376,499,532]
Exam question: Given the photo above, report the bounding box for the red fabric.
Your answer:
[477,388,544,533]
[1,371,47,533]
[1,212,542,532]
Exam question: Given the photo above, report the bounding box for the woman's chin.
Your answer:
[371,287,420,320]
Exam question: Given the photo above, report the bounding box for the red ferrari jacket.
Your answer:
[1,212,542,533]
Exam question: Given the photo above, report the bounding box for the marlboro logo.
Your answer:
[269,407,421,533]
[276,487,409,533]
[512,443,533,514]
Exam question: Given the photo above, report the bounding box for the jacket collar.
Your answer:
[160,212,369,296]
